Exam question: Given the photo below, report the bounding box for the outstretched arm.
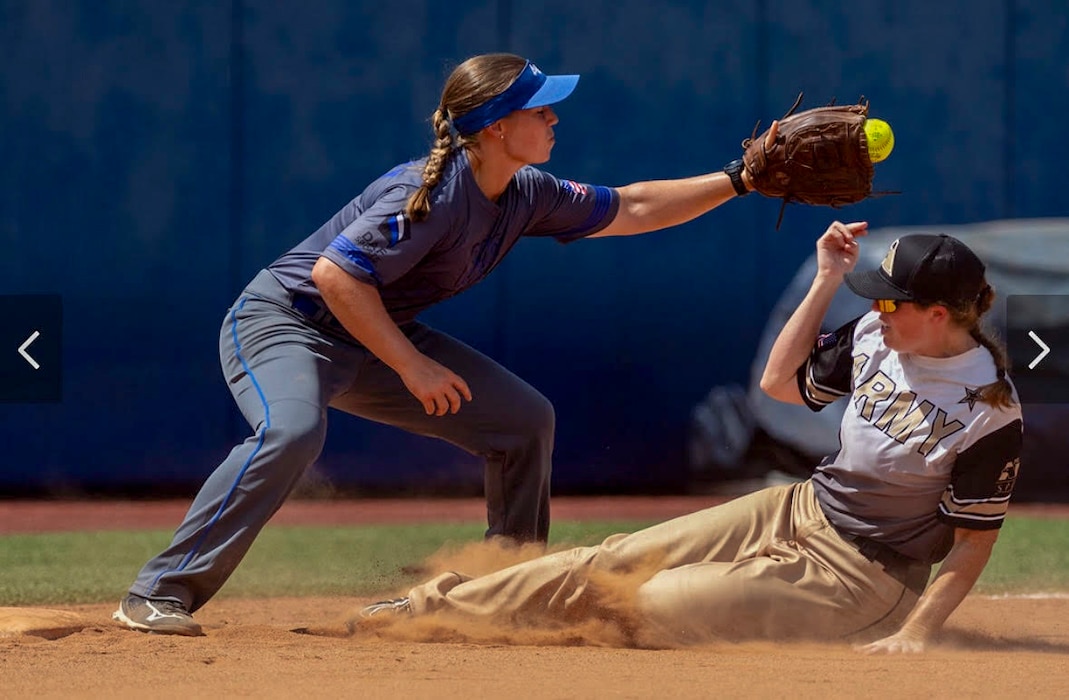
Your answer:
[859,527,999,654]
[589,123,777,238]
[759,220,868,404]
[590,171,747,238]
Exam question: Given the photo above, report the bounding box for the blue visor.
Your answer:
[452,61,579,136]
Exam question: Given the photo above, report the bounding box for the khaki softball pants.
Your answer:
[408,480,930,644]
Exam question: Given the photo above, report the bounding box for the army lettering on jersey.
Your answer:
[795,312,1023,564]
[851,366,966,456]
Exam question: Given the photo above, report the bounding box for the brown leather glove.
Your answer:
[742,93,877,228]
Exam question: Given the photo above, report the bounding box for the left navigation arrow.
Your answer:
[18,330,41,370]
[0,295,61,402]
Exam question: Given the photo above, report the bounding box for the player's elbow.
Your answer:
[758,373,781,399]
[312,256,380,308]
[759,372,805,405]
[758,365,784,396]
[311,256,343,290]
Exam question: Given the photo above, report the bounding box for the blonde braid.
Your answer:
[958,284,1017,409]
[970,328,1015,408]
[405,108,456,222]
[404,53,528,222]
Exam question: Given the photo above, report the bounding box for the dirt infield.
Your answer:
[2,497,1068,699]
[0,495,733,534]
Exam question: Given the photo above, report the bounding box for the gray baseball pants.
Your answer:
[130,270,554,612]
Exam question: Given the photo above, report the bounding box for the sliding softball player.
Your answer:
[364,222,1022,653]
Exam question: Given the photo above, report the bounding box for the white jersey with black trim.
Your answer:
[797,311,1023,564]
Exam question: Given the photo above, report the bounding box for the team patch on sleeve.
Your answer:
[551,185,615,239]
[938,418,1023,530]
[328,234,383,285]
[796,316,863,411]
[560,179,588,196]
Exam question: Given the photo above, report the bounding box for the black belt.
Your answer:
[291,294,346,332]
[840,532,929,595]
[842,532,908,568]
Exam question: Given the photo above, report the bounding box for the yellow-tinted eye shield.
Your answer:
[876,299,899,313]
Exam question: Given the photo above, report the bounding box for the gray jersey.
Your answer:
[268,150,619,325]
[797,311,1023,564]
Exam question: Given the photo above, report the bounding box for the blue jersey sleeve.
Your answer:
[518,168,620,242]
[318,184,451,287]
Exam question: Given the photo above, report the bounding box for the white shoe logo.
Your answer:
[145,602,184,622]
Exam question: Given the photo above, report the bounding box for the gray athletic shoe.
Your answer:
[112,593,204,636]
[358,597,412,619]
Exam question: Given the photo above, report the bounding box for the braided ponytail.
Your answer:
[952,284,1017,409]
[404,53,528,222]
[405,108,456,222]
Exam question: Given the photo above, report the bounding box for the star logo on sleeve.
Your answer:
[958,387,983,411]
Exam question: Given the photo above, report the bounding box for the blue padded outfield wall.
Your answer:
[1,1,1066,495]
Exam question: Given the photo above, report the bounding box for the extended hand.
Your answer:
[855,630,927,655]
[764,120,780,149]
[400,355,473,416]
[741,121,779,191]
[816,220,868,279]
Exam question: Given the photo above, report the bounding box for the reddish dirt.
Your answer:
[0,495,733,534]
[2,497,1068,699]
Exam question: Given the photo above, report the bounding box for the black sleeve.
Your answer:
[796,316,863,412]
[938,418,1024,530]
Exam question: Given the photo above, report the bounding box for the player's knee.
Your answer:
[634,572,742,645]
[497,392,555,460]
[263,402,327,465]
[515,390,555,443]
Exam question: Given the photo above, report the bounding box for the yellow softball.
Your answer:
[864,118,895,164]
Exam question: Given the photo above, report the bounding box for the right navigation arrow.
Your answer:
[1027,330,1050,370]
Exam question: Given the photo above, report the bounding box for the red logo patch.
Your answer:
[561,180,588,196]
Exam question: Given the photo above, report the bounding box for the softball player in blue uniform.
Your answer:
[361,223,1022,654]
[113,53,767,635]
